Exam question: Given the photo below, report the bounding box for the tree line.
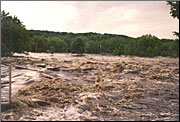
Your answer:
[1,7,179,57]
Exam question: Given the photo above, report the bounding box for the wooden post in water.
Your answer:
[9,64,12,105]
[8,17,12,106]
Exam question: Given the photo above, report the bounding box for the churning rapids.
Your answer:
[1,52,179,121]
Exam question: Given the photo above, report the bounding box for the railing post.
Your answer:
[9,64,12,106]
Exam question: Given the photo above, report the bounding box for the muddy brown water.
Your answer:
[1,53,179,121]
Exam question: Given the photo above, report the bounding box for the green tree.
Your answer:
[30,36,48,52]
[85,41,100,54]
[56,40,67,52]
[113,45,124,56]
[1,42,9,56]
[1,10,29,55]
[71,37,85,55]
[167,1,179,37]
[169,39,179,57]
[49,46,55,56]
[160,43,170,57]
[147,47,154,57]
[136,34,160,56]
[167,1,179,19]
[154,46,160,56]
[124,45,130,55]
[47,37,68,53]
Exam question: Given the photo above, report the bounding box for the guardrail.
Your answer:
[1,64,12,107]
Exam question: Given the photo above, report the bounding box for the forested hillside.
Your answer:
[1,10,179,57]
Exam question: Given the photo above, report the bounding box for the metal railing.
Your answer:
[1,64,12,105]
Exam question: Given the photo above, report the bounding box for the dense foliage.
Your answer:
[167,1,179,37]
[167,1,179,19]
[1,10,29,56]
[1,10,179,57]
[71,37,85,55]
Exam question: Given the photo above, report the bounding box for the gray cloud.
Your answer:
[60,1,178,39]
[2,1,179,39]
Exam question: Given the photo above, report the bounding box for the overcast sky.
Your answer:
[1,1,179,39]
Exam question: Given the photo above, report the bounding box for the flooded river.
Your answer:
[1,53,179,121]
